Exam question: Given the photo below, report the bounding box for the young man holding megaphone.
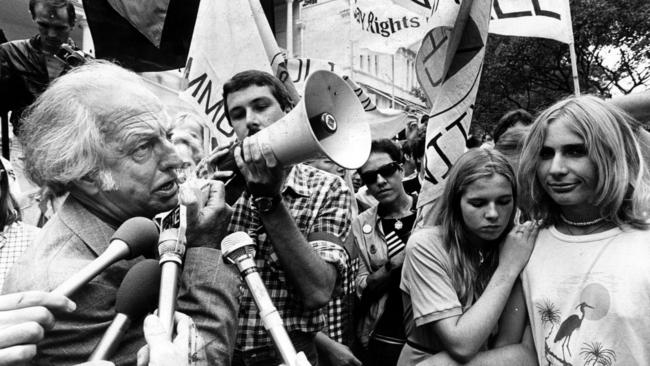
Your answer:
[220,70,366,366]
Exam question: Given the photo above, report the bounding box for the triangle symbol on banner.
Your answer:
[412,0,432,9]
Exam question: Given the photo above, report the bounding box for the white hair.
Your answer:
[21,60,165,194]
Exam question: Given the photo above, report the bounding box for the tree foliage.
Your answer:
[472,0,650,133]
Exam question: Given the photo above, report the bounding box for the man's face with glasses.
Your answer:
[358,152,405,205]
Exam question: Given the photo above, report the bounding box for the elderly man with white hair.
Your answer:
[2,60,240,365]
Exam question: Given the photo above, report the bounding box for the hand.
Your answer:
[0,291,76,365]
[323,341,362,366]
[234,135,285,197]
[388,249,406,269]
[137,313,207,366]
[499,221,540,275]
[195,145,234,181]
[181,180,232,248]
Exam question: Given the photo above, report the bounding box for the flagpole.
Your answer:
[565,0,580,96]
[569,42,580,96]
[348,0,355,79]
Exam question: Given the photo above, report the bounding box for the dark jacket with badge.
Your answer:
[0,35,50,133]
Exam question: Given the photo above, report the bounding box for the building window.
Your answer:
[374,55,379,76]
[360,55,364,71]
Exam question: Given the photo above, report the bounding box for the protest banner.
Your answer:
[83,0,199,71]
[490,0,573,44]
[351,0,428,54]
[178,0,272,147]
[415,0,491,220]
[391,0,574,44]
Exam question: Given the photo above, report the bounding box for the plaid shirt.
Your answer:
[0,221,39,291]
[229,164,352,352]
[323,255,359,345]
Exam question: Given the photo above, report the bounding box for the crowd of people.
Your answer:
[0,1,649,366]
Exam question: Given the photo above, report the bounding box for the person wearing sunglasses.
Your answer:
[352,139,416,366]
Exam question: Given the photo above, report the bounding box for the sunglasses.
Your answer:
[360,162,401,185]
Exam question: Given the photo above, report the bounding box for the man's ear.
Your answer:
[73,175,100,196]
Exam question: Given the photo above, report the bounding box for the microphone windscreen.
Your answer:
[111,217,160,259]
[115,259,161,317]
[158,229,186,257]
[221,231,255,260]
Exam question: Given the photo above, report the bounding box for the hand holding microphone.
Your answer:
[52,217,159,297]
[180,179,232,248]
[136,312,207,366]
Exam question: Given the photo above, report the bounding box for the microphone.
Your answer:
[222,232,301,366]
[52,217,159,296]
[88,259,161,361]
[157,227,186,340]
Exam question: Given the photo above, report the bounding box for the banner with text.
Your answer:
[391,0,573,44]
[489,0,573,44]
[416,0,491,214]
[179,0,273,147]
[352,0,429,54]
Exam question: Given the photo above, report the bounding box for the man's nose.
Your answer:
[245,111,261,131]
[159,140,183,170]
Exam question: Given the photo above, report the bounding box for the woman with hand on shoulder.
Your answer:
[398,148,539,365]
[518,95,650,365]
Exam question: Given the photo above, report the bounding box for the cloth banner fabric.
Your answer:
[83,0,199,71]
[489,0,573,44]
[351,0,430,54]
[179,0,273,148]
[106,0,170,47]
[416,0,491,214]
[391,0,573,44]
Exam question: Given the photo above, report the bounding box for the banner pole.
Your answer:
[569,42,580,96]
[348,0,354,78]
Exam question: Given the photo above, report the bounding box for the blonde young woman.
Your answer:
[516,95,650,365]
[398,148,538,365]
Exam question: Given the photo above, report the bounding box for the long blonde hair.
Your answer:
[434,149,516,305]
[518,95,650,229]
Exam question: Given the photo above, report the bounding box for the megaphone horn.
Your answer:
[256,70,371,169]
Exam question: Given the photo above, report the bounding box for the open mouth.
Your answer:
[156,180,178,195]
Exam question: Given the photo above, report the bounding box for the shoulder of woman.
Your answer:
[406,226,446,255]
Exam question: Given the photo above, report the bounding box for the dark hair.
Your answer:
[222,70,294,122]
[402,130,426,165]
[0,163,21,229]
[367,138,402,166]
[466,134,481,149]
[29,0,76,26]
[493,109,533,144]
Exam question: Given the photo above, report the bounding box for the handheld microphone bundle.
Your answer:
[52,217,160,296]
[157,227,186,340]
[222,232,311,366]
[88,259,161,361]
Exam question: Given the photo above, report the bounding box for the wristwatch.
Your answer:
[252,195,282,214]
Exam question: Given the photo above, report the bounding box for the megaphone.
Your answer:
[255,70,371,169]
[213,70,371,204]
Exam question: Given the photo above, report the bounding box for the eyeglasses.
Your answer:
[360,162,401,185]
